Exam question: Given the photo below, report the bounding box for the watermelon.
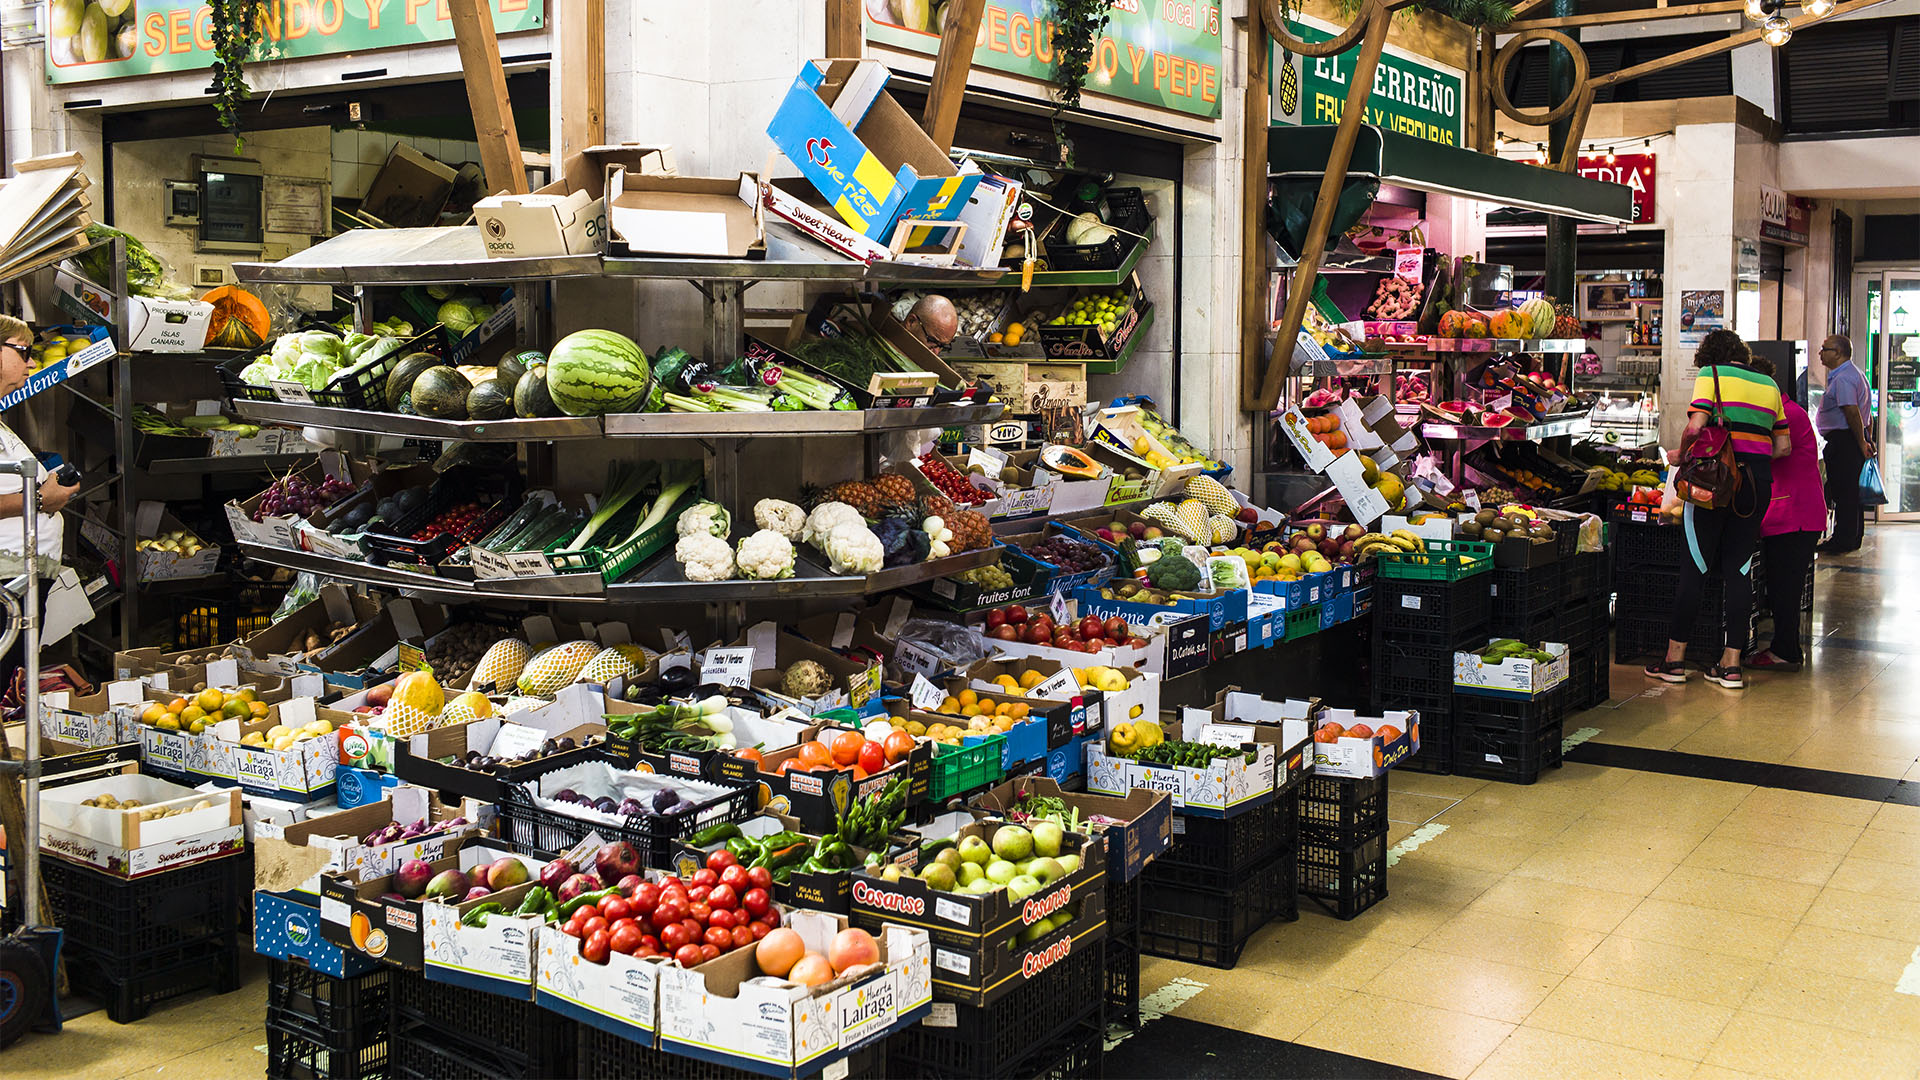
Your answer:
[412,366,473,420]
[514,365,559,418]
[385,352,442,412]
[546,330,652,416]
[496,351,535,389]
[467,377,514,420]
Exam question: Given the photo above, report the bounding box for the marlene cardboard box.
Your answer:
[39,772,244,877]
[657,909,932,1075]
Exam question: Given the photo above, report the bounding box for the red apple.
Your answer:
[986,609,1006,629]
[1004,605,1028,625]
[1023,624,1051,645]
[1102,617,1128,640]
[991,624,1020,641]
[1079,615,1106,639]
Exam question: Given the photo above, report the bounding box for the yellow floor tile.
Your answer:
[1770,922,1919,984]
[1734,785,1883,827]
[1869,801,1920,835]
[116,1031,268,1080]
[1552,815,1716,863]
[1391,791,1464,824]
[1703,1010,1920,1080]
[1464,875,1646,934]
[1524,975,1735,1061]
[1363,947,1562,1024]
[1389,772,1493,801]
[1568,933,1769,1006]
[1415,826,1546,875]
[1162,966,1353,1042]
[1779,743,1915,779]
[1682,835,1843,887]
[1508,845,1679,898]
[1690,1066,1769,1080]
[1799,887,1920,943]
[1237,919,1411,989]
[1740,964,1920,1043]
[1416,908,1607,975]
[1429,801,1581,844]
[1825,854,1920,899]
[1671,717,1816,763]
[1648,864,1822,922]
[1296,991,1515,1079]
[6,1002,261,1079]
[1705,807,1864,856]
[1591,713,1715,751]
[1610,898,1796,962]
[1848,825,1920,868]
[1469,1026,1696,1080]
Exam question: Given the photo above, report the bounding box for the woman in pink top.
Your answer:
[1746,357,1822,671]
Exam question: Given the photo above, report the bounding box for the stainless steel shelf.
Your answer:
[232,400,608,441]
[1420,412,1594,441]
[143,453,311,475]
[232,398,1003,440]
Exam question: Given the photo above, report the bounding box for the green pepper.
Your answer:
[555,886,620,920]
[513,887,551,917]
[690,821,743,846]
[763,841,813,871]
[461,902,506,928]
[726,836,756,860]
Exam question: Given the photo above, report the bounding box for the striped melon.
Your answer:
[545,330,654,416]
[516,639,601,696]
[468,639,531,691]
[575,647,637,686]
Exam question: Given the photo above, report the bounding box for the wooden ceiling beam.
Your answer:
[1590,0,1894,89]
[1504,0,1746,32]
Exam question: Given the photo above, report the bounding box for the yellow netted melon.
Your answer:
[516,640,600,696]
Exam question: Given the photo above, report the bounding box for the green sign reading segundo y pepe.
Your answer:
[1272,14,1464,146]
[45,0,543,85]
[865,1,1224,120]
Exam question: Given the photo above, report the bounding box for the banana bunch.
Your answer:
[1351,529,1425,562]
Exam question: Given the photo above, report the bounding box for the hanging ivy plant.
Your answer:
[206,0,263,149]
[1047,0,1112,155]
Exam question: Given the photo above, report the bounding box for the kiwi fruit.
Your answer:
[1459,520,1484,538]
[1475,508,1498,525]
[1482,528,1507,543]
[1492,515,1513,532]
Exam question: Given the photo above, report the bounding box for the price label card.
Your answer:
[909,674,946,711]
[397,643,432,673]
[507,551,554,577]
[487,723,548,760]
[1395,247,1424,283]
[966,446,1008,475]
[1031,668,1077,701]
[1200,722,1256,746]
[1247,591,1283,615]
[893,639,943,679]
[702,647,754,689]
[469,546,515,579]
[270,380,316,405]
[1050,590,1071,626]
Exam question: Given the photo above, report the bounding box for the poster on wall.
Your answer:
[45,0,543,85]
[1271,14,1465,146]
[1678,289,1725,362]
[863,2,1225,120]
[1577,154,1655,224]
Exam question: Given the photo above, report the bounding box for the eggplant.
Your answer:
[553,788,579,804]
[617,797,646,817]
[554,737,577,751]
[657,666,696,691]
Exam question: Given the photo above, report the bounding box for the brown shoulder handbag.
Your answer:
[1674,365,1743,510]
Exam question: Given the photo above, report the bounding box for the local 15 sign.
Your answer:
[1578,153,1655,224]
[46,0,543,84]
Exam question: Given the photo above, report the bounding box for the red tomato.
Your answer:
[641,934,660,953]
[688,886,711,904]
[559,920,584,938]
[706,849,738,873]
[986,609,1007,628]
[882,730,916,765]
[661,922,693,949]
[583,929,611,965]
[709,884,738,911]
[610,924,643,955]
[733,747,763,766]
[775,758,803,775]
[742,887,771,918]
[858,741,886,774]
[610,917,639,935]
[1103,617,1129,640]
[720,865,750,891]
[675,943,703,968]
[681,918,703,941]
[704,925,733,950]
[689,901,713,923]
[699,944,720,963]
[830,730,865,766]
[991,624,1021,641]
[632,883,661,911]
[761,907,782,929]
[652,902,683,929]
[730,925,755,949]
[661,884,689,904]
[1080,615,1106,639]
[1005,605,1028,624]
[747,866,772,890]
[599,897,632,922]
[1023,624,1051,645]
[708,908,734,930]
[691,869,719,889]
[582,916,609,937]
[748,920,770,941]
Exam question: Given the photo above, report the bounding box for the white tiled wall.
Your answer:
[329,130,485,201]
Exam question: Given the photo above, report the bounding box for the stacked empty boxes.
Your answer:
[1562,542,1613,710]
[1369,550,1494,775]
[1296,776,1389,919]
[1611,506,1763,665]
[1138,798,1298,969]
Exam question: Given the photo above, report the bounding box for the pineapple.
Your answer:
[947,508,991,552]
[468,639,531,692]
[872,473,917,515]
[1185,475,1240,516]
[516,640,601,696]
[575,647,638,686]
[823,480,881,518]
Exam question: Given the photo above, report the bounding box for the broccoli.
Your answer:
[1146,544,1203,591]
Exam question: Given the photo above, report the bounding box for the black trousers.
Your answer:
[1670,457,1772,650]
[1760,530,1818,663]
[1822,436,1866,551]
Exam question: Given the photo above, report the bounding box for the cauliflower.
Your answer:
[735,529,796,580]
[822,522,884,575]
[781,659,832,698]
[753,498,807,541]
[802,501,865,547]
[676,500,731,539]
[674,533,735,581]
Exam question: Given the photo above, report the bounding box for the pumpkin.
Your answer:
[514,365,559,418]
[1039,444,1101,480]
[1437,309,1473,337]
[411,366,473,420]
[467,377,514,421]
[386,352,443,412]
[1489,309,1529,338]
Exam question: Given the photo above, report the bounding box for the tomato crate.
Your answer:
[1153,799,1291,888]
[1374,538,1493,582]
[266,960,391,1053]
[929,734,1005,802]
[1139,851,1294,968]
[1488,565,1562,635]
[42,850,247,964]
[495,773,756,869]
[1298,775,1388,838]
[62,935,241,1023]
[1453,718,1565,785]
[267,1014,389,1080]
[1297,824,1388,921]
[885,943,1102,1079]
[389,966,575,1074]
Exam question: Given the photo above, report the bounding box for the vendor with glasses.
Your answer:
[902,295,959,354]
[0,315,79,569]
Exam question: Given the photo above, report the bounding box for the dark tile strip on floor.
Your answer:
[1105,1015,1447,1079]
[1565,741,1920,806]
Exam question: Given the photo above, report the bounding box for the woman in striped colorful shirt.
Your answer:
[1645,330,1790,689]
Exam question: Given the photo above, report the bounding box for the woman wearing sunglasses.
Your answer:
[0,315,78,565]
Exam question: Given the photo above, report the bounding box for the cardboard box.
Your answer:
[0,324,114,411]
[304,599,448,689]
[1454,641,1570,697]
[762,176,967,267]
[605,698,809,784]
[469,147,670,258]
[1178,688,1318,795]
[5,725,138,782]
[252,788,487,895]
[254,889,385,978]
[757,722,932,833]
[52,267,211,352]
[132,502,220,582]
[395,714,607,803]
[225,454,364,551]
[234,585,380,678]
[1311,708,1422,779]
[39,773,244,877]
[39,680,145,747]
[362,142,455,228]
[742,626,883,717]
[768,59,982,239]
[218,698,340,801]
[322,837,531,970]
[607,172,763,259]
[970,776,1172,883]
[1074,584,1247,634]
[1083,709,1282,817]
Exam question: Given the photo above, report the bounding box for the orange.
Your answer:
[140,703,167,725]
[797,741,832,769]
[956,689,977,708]
[166,699,186,714]
[830,730,864,767]
[195,688,224,712]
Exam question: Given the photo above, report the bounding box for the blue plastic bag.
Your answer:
[1861,458,1889,508]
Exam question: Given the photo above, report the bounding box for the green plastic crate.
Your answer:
[1284,605,1321,641]
[929,734,1005,801]
[545,487,700,583]
[1375,538,1494,582]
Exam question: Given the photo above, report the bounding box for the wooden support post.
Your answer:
[450,0,528,195]
[921,0,984,152]
[557,0,606,163]
[1240,13,1272,411]
[826,0,863,57]
[1251,3,1390,412]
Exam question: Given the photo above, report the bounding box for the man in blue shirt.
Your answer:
[1814,334,1874,555]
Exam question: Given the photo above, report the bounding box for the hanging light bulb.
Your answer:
[1804,0,1833,16]
[1606,149,1617,164]
[1764,15,1792,45]
[1743,0,1767,20]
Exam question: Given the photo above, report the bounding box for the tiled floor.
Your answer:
[9,530,1918,1080]
[1116,524,1920,1079]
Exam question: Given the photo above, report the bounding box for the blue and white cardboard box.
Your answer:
[768,59,981,241]
[254,889,382,977]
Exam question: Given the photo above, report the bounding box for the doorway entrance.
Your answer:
[1859,269,1920,520]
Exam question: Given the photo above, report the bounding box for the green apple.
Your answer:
[934,848,962,872]
[1028,857,1065,885]
[985,859,1017,886]
[965,878,998,895]
[956,862,985,887]
[991,824,1033,863]
[880,863,905,882]
[956,835,992,865]
[1056,854,1081,875]
[920,862,956,892]
[1018,915,1055,944]
[1031,822,1064,859]
[1006,874,1042,900]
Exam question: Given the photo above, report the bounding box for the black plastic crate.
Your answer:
[1299,775,1388,838]
[1615,612,1757,666]
[1105,922,1141,1030]
[1140,852,1292,968]
[268,960,391,1049]
[1454,719,1565,785]
[1396,715,1453,775]
[42,851,247,962]
[62,936,241,1023]
[1609,512,1687,569]
[887,942,1102,1079]
[1561,553,1593,599]
[219,326,433,410]
[1489,565,1562,635]
[388,967,574,1073]
[1016,1011,1106,1080]
[268,1014,389,1080]
[1107,872,1140,933]
[1454,687,1566,733]
[1045,186,1150,271]
[1374,575,1491,648]
[1153,799,1290,887]
[1370,636,1454,702]
[1297,825,1388,921]
[574,1019,887,1080]
[496,776,755,868]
